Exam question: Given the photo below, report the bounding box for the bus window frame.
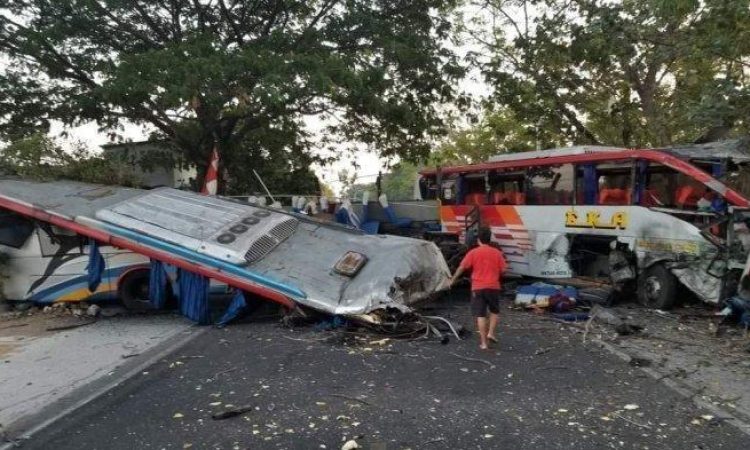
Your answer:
[0,211,36,249]
[487,168,525,205]
[576,160,636,206]
[525,163,577,206]
[37,223,85,257]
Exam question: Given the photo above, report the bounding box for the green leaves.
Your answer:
[0,133,139,186]
[0,0,463,190]
[472,0,750,149]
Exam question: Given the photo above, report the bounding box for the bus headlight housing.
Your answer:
[334,251,368,277]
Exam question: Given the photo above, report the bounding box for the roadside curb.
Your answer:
[0,325,209,449]
[592,337,750,437]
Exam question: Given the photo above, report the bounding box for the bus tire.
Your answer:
[638,264,677,309]
[118,269,152,310]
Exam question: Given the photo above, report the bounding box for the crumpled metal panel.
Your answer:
[669,261,724,305]
[661,138,750,163]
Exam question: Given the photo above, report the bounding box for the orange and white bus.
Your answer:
[418,144,750,308]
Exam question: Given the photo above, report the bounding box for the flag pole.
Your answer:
[253,169,277,204]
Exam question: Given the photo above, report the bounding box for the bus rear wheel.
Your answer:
[118,269,152,310]
[638,264,677,309]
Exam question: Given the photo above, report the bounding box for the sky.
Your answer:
[29,4,495,196]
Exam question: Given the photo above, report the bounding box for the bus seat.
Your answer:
[641,189,662,207]
[491,192,505,204]
[558,190,572,204]
[466,193,486,206]
[599,188,631,205]
[510,192,525,205]
[675,185,701,208]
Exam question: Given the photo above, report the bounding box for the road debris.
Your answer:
[341,440,359,450]
[211,405,254,420]
[86,304,101,317]
[45,319,96,332]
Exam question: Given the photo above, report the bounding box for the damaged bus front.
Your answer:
[420,140,750,308]
[0,179,450,319]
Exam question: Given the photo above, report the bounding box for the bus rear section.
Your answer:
[420,144,750,308]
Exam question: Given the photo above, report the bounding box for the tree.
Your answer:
[468,0,750,148]
[0,133,138,185]
[433,108,543,165]
[0,1,464,191]
[380,161,420,201]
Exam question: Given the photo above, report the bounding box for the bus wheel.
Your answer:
[118,270,152,310]
[638,264,677,309]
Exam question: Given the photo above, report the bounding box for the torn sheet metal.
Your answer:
[0,178,450,316]
[669,261,724,304]
[527,232,572,278]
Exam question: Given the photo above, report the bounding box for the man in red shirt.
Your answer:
[449,226,507,350]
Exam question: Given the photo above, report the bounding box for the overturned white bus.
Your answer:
[0,178,450,319]
[418,140,750,308]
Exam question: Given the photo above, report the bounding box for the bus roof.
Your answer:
[487,145,625,163]
[658,138,750,163]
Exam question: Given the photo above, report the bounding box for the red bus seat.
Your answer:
[491,191,524,205]
[675,185,701,208]
[598,188,631,205]
[465,193,486,205]
[491,192,503,204]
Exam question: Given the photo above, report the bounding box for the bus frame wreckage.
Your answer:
[0,178,451,327]
[418,140,750,309]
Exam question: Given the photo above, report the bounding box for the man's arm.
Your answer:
[449,265,466,287]
[449,251,473,287]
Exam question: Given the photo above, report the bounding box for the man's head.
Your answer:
[477,226,492,245]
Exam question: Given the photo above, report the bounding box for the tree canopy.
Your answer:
[466,0,750,149]
[0,0,464,190]
[0,133,138,185]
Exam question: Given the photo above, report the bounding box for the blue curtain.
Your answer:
[85,239,105,292]
[177,270,211,325]
[634,160,648,205]
[217,290,248,327]
[711,163,727,212]
[455,175,466,204]
[582,164,598,205]
[148,259,168,309]
[334,206,349,225]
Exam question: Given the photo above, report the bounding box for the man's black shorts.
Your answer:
[471,289,501,317]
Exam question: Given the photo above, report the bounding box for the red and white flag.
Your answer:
[201,145,219,195]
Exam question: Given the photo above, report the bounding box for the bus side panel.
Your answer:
[26,244,149,304]
[439,204,713,282]
[439,205,539,276]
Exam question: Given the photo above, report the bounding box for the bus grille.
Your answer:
[244,217,298,263]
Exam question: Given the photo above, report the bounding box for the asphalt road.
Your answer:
[19,294,750,449]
